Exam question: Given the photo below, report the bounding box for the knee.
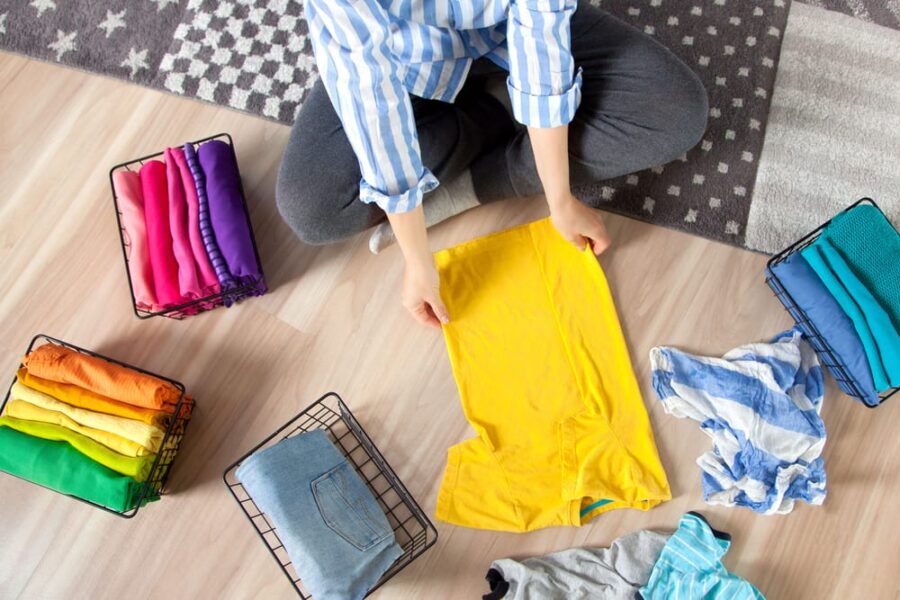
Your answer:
[670,67,709,155]
[276,166,347,246]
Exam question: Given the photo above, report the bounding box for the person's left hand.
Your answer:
[549,193,611,255]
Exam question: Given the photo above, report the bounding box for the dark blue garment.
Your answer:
[236,430,402,600]
[769,253,879,406]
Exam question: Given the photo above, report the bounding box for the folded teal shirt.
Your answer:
[821,204,900,330]
[801,240,900,391]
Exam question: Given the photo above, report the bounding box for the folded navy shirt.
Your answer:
[769,253,879,406]
[236,430,402,600]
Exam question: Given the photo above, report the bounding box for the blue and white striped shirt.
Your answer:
[650,328,827,516]
[305,0,583,213]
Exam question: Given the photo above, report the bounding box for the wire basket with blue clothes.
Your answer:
[223,392,438,598]
[765,198,899,407]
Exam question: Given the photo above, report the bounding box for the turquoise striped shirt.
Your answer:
[305,0,583,213]
[640,512,765,600]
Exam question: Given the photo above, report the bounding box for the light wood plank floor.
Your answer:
[0,53,897,600]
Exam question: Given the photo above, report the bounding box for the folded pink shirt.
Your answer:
[168,147,220,295]
[140,160,182,307]
[113,170,158,311]
[164,148,203,298]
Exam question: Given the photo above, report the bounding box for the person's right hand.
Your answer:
[401,260,449,329]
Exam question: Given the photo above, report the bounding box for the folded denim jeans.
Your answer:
[236,430,402,600]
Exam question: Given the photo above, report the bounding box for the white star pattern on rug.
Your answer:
[0,13,7,35]
[48,29,76,61]
[121,47,149,78]
[150,0,180,12]
[30,0,56,18]
[98,9,126,38]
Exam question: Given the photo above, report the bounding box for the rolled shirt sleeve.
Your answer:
[305,0,438,213]
[506,0,583,128]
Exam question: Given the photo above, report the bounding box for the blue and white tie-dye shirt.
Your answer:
[305,0,583,213]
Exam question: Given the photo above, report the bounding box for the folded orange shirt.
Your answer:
[17,369,168,426]
[23,343,182,412]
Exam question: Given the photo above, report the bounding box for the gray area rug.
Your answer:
[796,0,900,30]
[578,0,789,247]
[745,2,900,253]
[0,0,790,249]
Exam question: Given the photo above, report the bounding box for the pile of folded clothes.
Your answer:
[0,342,193,512]
[113,138,266,316]
[236,430,403,600]
[769,202,899,406]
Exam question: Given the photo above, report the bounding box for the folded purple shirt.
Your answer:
[197,140,266,298]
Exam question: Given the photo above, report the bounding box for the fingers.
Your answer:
[565,233,587,250]
[590,236,610,255]
[587,215,611,256]
[429,296,450,325]
[409,302,441,328]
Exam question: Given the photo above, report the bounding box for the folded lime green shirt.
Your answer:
[0,416,155,482]
[0,425,156,512]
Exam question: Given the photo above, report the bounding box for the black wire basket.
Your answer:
[109,132,266,320]
[223,392,438,598]
[0,334,194,517]
[765,198,898,407]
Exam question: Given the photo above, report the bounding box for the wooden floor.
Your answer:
[0,53,897,600]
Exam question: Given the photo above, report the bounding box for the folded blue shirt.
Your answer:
[802,239,900,393]
[236,430,402,600]
[769,253,879,406]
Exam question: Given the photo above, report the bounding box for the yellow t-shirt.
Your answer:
[435,218,670,532]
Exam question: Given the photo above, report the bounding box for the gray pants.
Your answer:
[277,3,709,245]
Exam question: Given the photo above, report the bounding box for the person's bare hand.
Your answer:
[401,261,449,329]
[549,194,611,255]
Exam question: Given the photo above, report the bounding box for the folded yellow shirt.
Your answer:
[435,218,671,532]
[0,415,155,482]
[6,399,149,458]
[11,381,163,453]
[17,368,170,427]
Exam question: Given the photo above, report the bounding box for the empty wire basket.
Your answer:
[0,334,195,517]
[223,392,438,598]
[765,198,898,407]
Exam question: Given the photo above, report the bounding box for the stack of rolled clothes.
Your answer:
[769,202,899,406]
[0,342,193,512]
[113,138,266,315]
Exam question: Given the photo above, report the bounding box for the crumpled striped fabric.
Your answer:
[649,328,826,515]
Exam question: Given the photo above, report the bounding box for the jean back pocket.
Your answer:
[311,462,393,551]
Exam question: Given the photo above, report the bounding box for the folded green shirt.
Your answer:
[0,425,157,512]
[0,416,155,482]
